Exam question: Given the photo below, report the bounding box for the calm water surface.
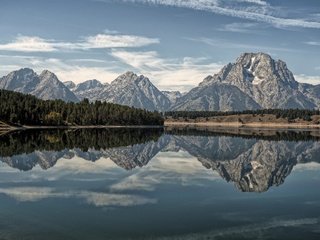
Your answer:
[0,127,319,240]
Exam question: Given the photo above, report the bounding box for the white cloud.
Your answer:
[110,50,223,91]
[123,0,320,29]
[52,156,120,173]
[0,186,156,207]
[293,162,320,171]
[111,174,160,192]
[84,34,159,48]
[305,41,320,46]
[68,58,108,63]
[103,29,120,34]
[0,64,24,72]
[0,33,159,52]
[218,22,259,33]
[40,58,121,83]
[81,191,157,207]
[294,74,320,85]
[0,154,128,184]
[111,50,161,70]
[54,66,120,83]
[236,0,268,5]
[0,36,56,52]
[0,55,121,84]
[0,187,66,202]
[111,151,220,192]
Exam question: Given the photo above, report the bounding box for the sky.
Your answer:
[0,0,319,91]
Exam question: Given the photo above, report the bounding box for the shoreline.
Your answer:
[0,124,164,131]
[164,121,320,129]
[2,122,320,133]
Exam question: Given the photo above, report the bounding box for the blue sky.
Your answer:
[0,0,319,91]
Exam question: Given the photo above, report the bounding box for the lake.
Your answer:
[0,127,319,240]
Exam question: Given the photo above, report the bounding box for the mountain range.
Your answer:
[1,52,319,111]
[67,72,172,111]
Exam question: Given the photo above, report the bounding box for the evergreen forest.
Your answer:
[0,90,164,126]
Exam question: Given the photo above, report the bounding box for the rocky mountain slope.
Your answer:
[162,91,183,106]
[68,79,108,101]
[171,83,261,111]
[94,72,171,111]
[65,72,172,111]
[0,68,79,102]
[172,52,320,111]
[63,81,76,89]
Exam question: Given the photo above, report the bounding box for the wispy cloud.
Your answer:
[0,33,159,52]
[68,58,108,63]
[80,191,157,207]
[305,41,320,46]
[0,187,58,202]
[39,58,121,83]
[236,0,268,6]
[0,187,156,207]
[293,162,320,172]
[111,173,160,192]
[218,22,260,33]
[0,36,56,52]
[186,37,296,53]
[103,29,120,34]
[111,50,162,70]
[54,66,121,84]
[84,34,159,48]
[0,55,122,83]
[122,0,320,29]
[294,74,320,85]
[111,151,220,192]
[110,50,223,91]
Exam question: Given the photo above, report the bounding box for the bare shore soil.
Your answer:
[165,114,320,129]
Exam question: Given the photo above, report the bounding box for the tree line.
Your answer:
[0,128,163,158]
[0,90,164,126]
[165,109,320,122]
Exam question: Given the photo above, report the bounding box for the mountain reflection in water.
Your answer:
[1,127,319,193]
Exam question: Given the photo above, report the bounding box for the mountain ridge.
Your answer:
[0,68,79,102]
[172,52,320,111]
[94,71,171,111]
[1,52,320,111]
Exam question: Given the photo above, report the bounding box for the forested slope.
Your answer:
[0,90,164,126]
